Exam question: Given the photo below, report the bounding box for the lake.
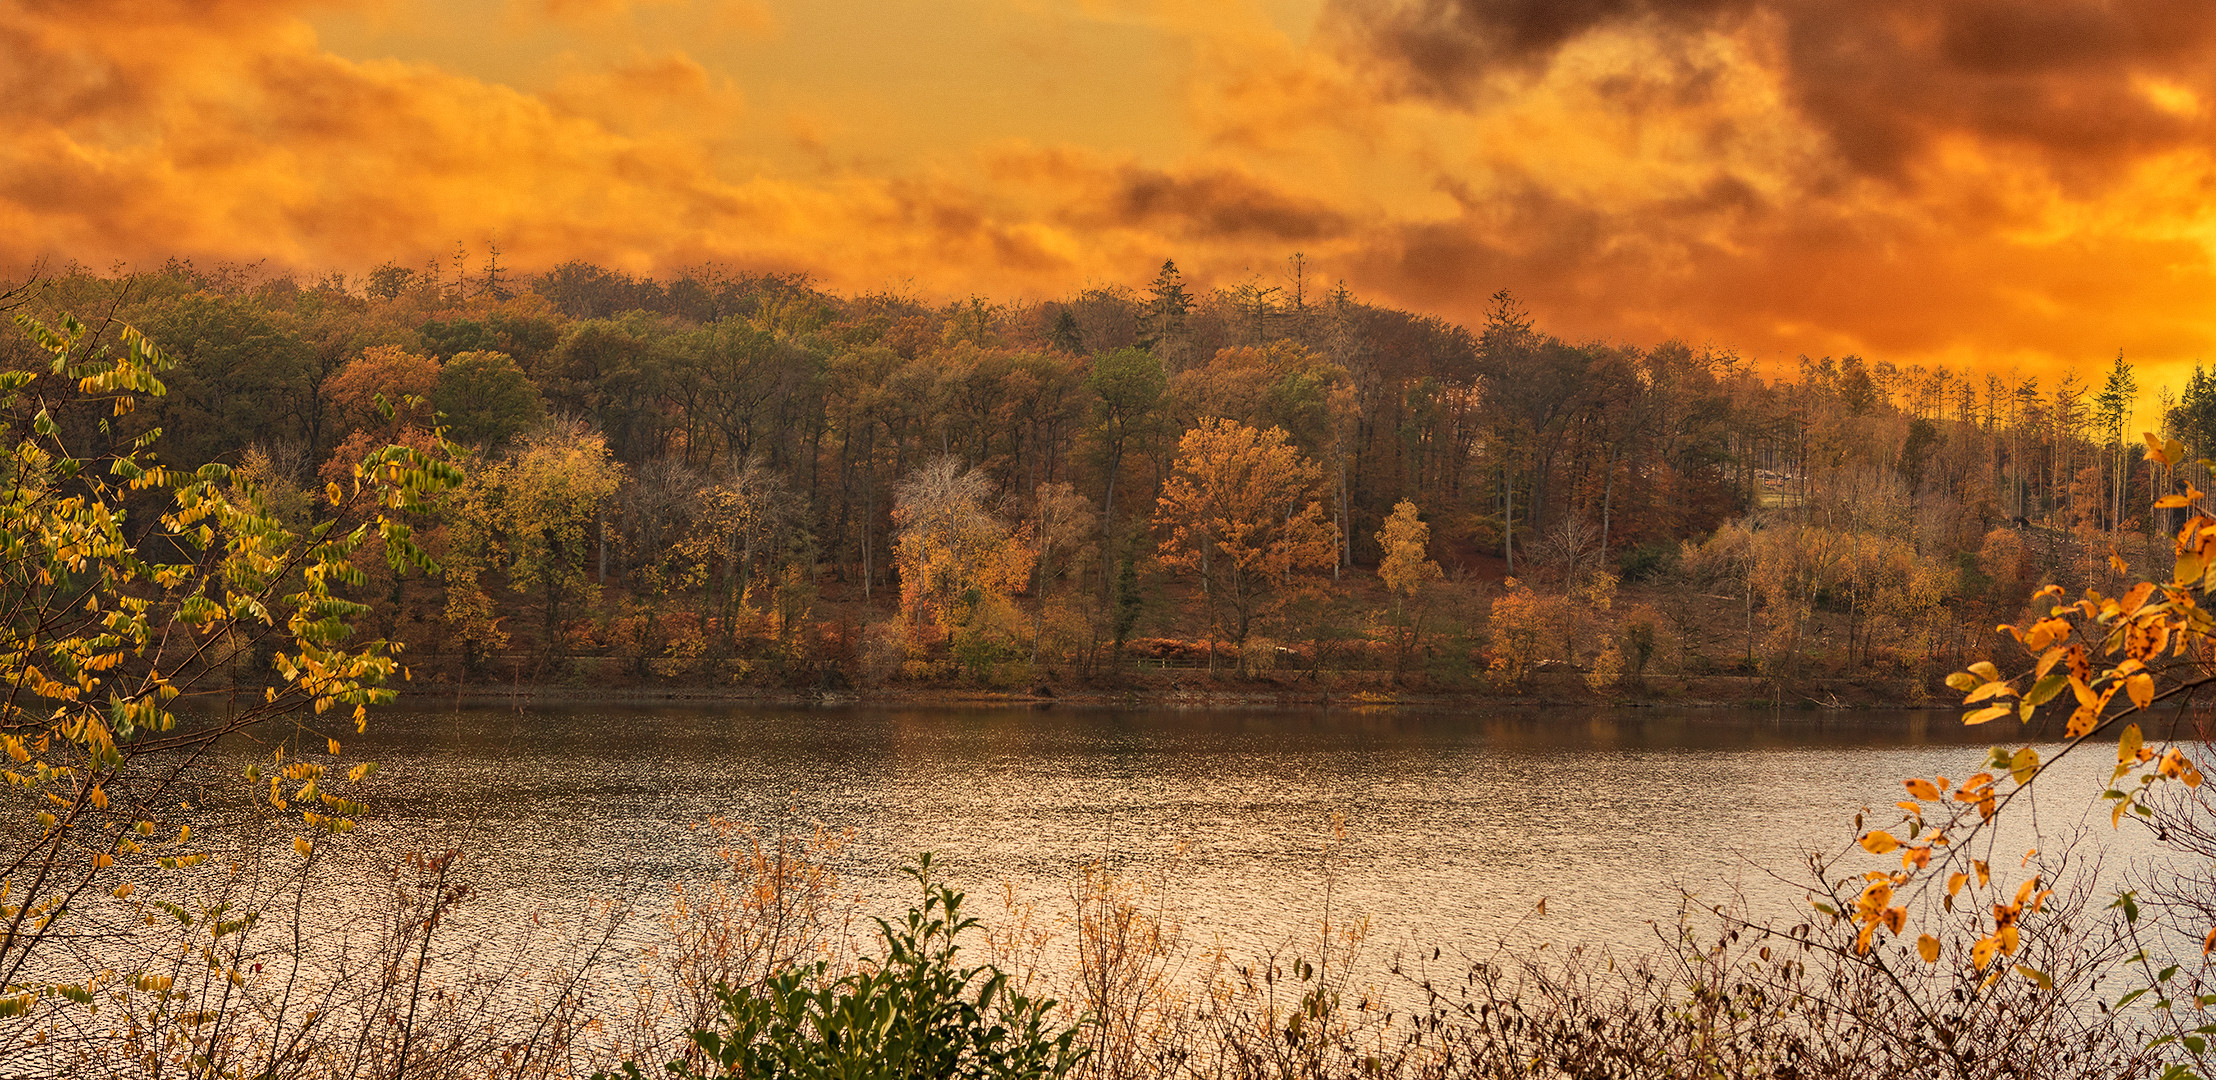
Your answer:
[321,702,2170,969]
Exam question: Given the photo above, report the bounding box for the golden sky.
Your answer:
[6,0,2216,385]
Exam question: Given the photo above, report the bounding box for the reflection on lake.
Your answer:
[322,703,2165,961]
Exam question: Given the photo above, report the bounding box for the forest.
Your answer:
[4,251,2196,701]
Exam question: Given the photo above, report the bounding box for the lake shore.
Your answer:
[413,668,1941,712]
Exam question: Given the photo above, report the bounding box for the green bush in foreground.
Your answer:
[604,854,1084,1080]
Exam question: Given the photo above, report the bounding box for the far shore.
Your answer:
[408,670,1947,712]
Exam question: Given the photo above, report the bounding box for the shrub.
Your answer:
[1616,541,1677,582]
[605,855,1084,1080]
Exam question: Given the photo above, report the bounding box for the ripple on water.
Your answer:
[212,701,2168,979]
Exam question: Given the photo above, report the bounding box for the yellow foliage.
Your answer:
[0,312,457,1021]
[893,457,1034,649]
[1486,578,1561,690]
[1155,418,1337,671]
[1376,500,1444,600]
[1375,499,1443,676]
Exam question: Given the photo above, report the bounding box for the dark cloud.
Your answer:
[1104,165,1353,242]
[1326,0,1746,99]
[1326,0,2216,178]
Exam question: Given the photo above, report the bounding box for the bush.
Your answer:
[605,854,1084,1080]
[1617,541,1677,582]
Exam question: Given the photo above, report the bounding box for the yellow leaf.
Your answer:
[2119,722,2144,763]
[1968,661,2001,682]
[1971,935,2000,970]
[1964,704,2012,725]
[1918,934,1940,963]
[1945,672,1978,693]
[2067,700,2103,738]
[327,738,340,756]
[1904,778,1941,801]
[1965,680,2015,703]
[1859,830,1900,854]
[2010,746,2040,786]
[2148,431,2175,464]
[292,836,312,857]
[1947,871,1968,897]
[2015,964,2053,990]
[2126,673,2154,710]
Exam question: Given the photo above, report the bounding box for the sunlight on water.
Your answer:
[311,703,2178,972]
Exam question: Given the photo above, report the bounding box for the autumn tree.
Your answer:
[1376,499,1444,677]
[1485,578,1558,690]
[893,457,1033,657]
[442,419,624,662]
[1154,418,1337,674]
[321,344,439,446]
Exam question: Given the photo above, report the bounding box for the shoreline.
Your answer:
[406,671,1945,712]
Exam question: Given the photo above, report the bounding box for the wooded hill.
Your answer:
[3,254,2185,697]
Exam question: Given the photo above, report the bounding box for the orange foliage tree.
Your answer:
[1154,418,1337,674]
[321,344,440,445]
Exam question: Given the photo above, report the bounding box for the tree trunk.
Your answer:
[1503,466,1515,574]
[1599,450,1614,558]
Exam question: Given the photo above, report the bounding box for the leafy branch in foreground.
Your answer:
[1822,431,2216,1070]
[0,311,459,1026]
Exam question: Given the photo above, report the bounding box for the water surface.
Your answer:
[319,703,2161,963]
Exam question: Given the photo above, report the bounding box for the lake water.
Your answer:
[324,702,2174,968]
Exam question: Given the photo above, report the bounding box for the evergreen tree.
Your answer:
[2173,363,2216,459]
[2095,350,2138,529]
[1048,307,1084,355]
[1140,259,1191,356]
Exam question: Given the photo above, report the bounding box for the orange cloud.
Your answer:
[0,0,2212,386]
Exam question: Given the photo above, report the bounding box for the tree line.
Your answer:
[3,253,2184,690]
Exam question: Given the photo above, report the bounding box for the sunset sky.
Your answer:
[7,0,2216,387]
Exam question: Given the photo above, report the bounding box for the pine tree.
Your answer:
[1140,259,1191,357]
[1048,308,1084,355]
[2095,350,2137,530]
[2173,363,2216,459]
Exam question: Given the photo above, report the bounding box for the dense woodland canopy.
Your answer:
[4,251,2195,694]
